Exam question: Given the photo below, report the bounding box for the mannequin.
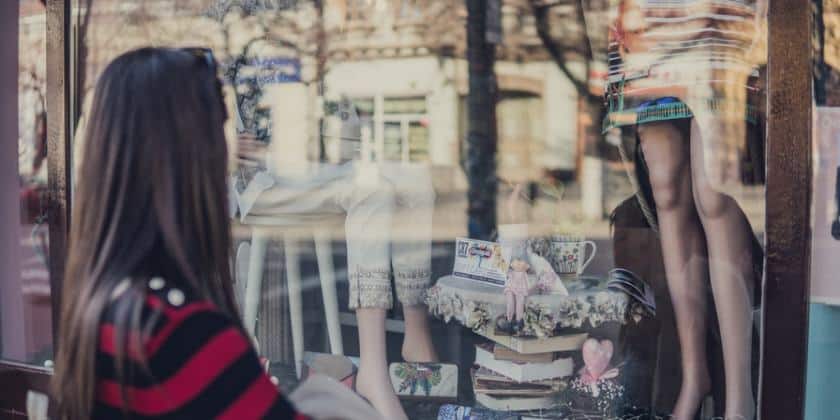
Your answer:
[602,0,766,418]
[352,162,440,420]
[235,119,438,420]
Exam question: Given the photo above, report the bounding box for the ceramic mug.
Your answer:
[549,236,597,276]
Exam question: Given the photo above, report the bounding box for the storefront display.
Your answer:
[423,229,658,418]
[0,1,822,419]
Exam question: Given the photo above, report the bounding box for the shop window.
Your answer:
[63,1,770,419]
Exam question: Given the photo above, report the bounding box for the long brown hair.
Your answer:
[53,47,239,419]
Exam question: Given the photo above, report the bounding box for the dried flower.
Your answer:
[424,286,441,313]
[436,293,463,323]
[569,374,625,415]
[521,302,556,338]
[629,302,645,324]
[556,298,589,328]
[464,301,490,334]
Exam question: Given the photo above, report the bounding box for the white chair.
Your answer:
[239,216,345,378]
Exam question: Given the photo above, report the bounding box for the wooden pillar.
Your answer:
[760,0,813,418]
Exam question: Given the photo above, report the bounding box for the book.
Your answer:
[473,367,564,388]
[474,345,573,383]
[437,404,521,420]
[472,368,564,397]
[475,392,556,412]
[493,344,555,363]
[477,328,588,354]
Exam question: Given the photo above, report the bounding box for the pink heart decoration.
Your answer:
[582,338,614,379]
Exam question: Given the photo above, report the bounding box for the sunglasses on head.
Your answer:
[180,47,217,71]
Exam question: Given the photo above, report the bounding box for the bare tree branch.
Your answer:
[528,0,598,100]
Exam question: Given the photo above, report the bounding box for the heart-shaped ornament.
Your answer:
[582,338,614,379]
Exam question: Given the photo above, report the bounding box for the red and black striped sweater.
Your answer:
[94,278,309,419]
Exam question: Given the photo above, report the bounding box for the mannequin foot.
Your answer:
[724,396,755,420]
[355,365,409,420]
[671,374,712,420]
[401,335,439,363]
[401,305,440,363]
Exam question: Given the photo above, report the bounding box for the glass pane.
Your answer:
[807,1,840,418]
[70,1,768,419]
[383,96,426,114]
[0,0,52,367]
[383,121,403,161]
[407,120,429,162]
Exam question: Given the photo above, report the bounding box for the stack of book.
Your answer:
[471,337,583,412]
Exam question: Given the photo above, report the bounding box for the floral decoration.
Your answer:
[426,286,491,334]
[464,301,491,334]
[425,286,463,323]
[426,277,640,335]
[555,298,591,328]
[588,291,625,327]
[569,376,626,413]
[629,302,646,324]
[520,302,556,338]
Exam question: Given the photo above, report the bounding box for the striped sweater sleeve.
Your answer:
[95,294,309,420]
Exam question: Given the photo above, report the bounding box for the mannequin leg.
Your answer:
[505,291,515,320]
[689,119,755,420]
[638,122,712,419]
[354,308,409,420]
[384,163,439,363]
[342,182,408,420]
[402,305,439,362]
[515,295,526,321]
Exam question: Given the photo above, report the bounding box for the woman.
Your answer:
[52,47,379,420]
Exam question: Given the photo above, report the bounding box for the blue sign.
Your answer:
[234,57,301,85]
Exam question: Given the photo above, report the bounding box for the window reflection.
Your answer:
[70,1,767,418]
[0,0,52,367]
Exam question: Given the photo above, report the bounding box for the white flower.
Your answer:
[464,301,490,333]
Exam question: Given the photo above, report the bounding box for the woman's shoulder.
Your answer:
[94,279,291,418]
[99,277,237,358]
[105,277,222,318]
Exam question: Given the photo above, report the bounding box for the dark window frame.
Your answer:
[0,1,816,419]
[0,0,68,418]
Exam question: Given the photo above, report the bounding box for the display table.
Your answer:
[425,275,637,335]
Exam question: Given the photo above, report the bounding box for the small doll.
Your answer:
[504,258,531,329]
